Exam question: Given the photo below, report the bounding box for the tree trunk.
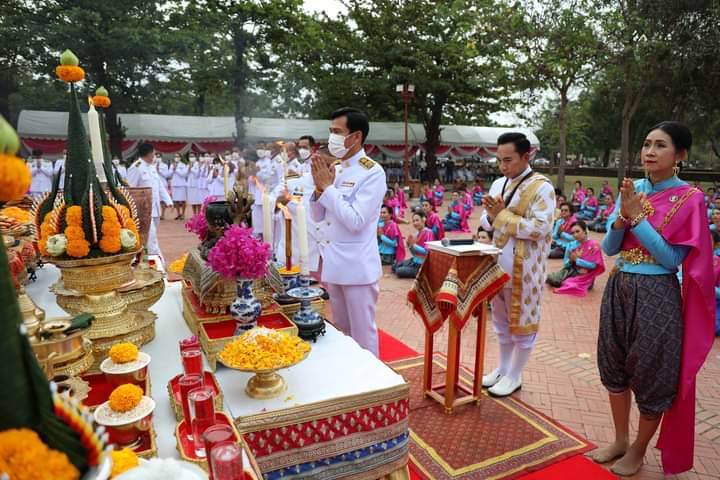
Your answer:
[195,91,206,116]
[423,101,444,182]
[618,78,644,186]
[602,148,611,168]
[557,92,568,191]
[0,70,18,126]
[105,108,124,160]
[231,30,250,146]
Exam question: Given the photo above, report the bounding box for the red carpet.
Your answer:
[377,330,616,480]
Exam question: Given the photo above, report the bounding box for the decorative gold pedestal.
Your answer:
[245,371,287,399]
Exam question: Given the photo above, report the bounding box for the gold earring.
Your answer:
[673,164,680,176]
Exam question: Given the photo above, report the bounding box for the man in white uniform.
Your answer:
[29,150,53,197]
[157,155,172,220]
[310,108,386,356]
[479,132,555,397]
[290,135,314,175]
[127,143,173,257]
[170,155,189,220]
[250,143,282,237]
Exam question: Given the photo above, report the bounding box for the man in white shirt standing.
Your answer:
[127,143,173,257]
[290,136,314,175]
[479,132,555,397]
[29,150,53,198]
[310,108,386,356]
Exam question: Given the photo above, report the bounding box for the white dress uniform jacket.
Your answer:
[310,149,386,285]
[30,159,54,194]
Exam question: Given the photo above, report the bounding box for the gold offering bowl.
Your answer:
[219,352,309,400]
[47,249,140,295]
[94,397,155,448]
[31,318,90,364]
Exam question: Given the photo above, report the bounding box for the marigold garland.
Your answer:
[99,205,122,253]
[38,212,58,257]
[0,428,80,480]
[0,153,32,202]
[1,206,31,223]
[64,205,90,258]
[108,342,139,364]
[110,448,139,478]
[108,384,143,413]
[56,65,85,83]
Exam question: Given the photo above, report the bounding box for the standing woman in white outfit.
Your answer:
[170,155,189,220]
[187,154,203,215]
[207,157,225,198]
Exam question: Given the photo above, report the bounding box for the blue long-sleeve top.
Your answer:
[552,218,575,245]
[563,240,597,269]
[411,243,428,264]
[601,176,690,274]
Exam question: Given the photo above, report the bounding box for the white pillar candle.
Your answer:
[262,189,272,247]
[87,99,107,182]
[295,199,309,275]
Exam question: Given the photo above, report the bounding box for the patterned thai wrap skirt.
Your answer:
[597,271,683,417]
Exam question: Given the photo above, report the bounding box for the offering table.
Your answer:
[29,264,410,479]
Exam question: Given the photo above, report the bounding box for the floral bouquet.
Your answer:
[184,196,216,241]
[207,225,271,280]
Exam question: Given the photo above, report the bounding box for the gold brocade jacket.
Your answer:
[481,170,555,335]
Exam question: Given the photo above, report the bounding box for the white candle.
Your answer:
[296,199,309,275]
[262,189,272,247]
[223,162,229,198]
[87,99,107,182]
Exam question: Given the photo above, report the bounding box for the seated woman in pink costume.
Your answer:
[442,190,470,232]
[432,179,445,208]
[601,180,613,200]
[546,220,605,296]
[377,204,405,266]
[577,187,600,220]
[588,193,616,233]
[394,210,434,278]
[394,181,408,216]
[419,182,435,212]
[384,188,402,222]
[461,185,474,216]
[571,180,586,211]
[422,200,445,240]
[471,180,485,206]
[589,121,715,477]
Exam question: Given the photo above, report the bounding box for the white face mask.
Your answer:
[298,148,311,160]
[328,133,351,159]
[256,149,266,158]
[112,159,120,165]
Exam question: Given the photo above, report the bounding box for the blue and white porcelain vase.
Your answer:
[230,279,261,335]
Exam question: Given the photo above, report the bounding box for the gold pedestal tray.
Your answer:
[40,347,95,379]
[119,265,165,312]
[50,250,140,294]
[89,311,156,369]
[218,352,308,400]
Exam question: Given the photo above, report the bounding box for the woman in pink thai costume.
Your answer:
[601,180,613,200]
[546,220,605,297]
[432,178,445,208]
[394,210,434,278]
[471,180,485,206]
[442,190,470,232]
[590,121,715,476]
[712,230,720,336]
[393,182,408,216]
[588,193,615,233]
[384,188,402,222]
[420,182,436,212]
[571,180,586,210]
[577,187,599,220]
[377,204,405,266]
[422,199,445,240]
[462,185,474,216]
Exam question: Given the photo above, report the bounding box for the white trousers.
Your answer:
[147,216,162,257]
[325,282,380,357]
[490,288,537,349]
[251,205,263,235]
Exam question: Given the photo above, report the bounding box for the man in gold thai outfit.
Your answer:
[479,132,555,397]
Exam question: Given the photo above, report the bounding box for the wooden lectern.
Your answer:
[407,242,509,413]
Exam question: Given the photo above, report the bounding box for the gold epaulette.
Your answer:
[359,157,375,170]
[286,171,300,179]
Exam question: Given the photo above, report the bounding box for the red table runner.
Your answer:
[408,250,509,333]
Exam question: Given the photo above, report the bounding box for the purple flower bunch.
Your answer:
[207,224,271,279]
[184,196,216,240]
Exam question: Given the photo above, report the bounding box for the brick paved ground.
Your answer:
[159,201,720,480]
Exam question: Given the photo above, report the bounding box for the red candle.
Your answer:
[182,348,204,378]
[179,336,200,355]
[189,387,216,457]
[203,424,236,480]
[178,374,203,425]
[210,443,244,480]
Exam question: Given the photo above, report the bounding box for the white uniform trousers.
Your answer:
[490,288,537,349]
[251,205,263,236]
[325,282,380,357]
[147,216,162,257]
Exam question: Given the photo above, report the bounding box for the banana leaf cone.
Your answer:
[65,83,91,207]
[0,236,88,472]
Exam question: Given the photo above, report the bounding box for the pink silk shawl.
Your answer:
[620,185,715,474]
[426,212,445,240]
[382,219,406,262]
[553,239,605,297]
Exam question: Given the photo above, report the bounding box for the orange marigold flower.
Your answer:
[38,238,49,257]
[110,448,139,477]
[99,237,122,253]
[66,206,83,225]
[109,342,139,364]
[55,65,85,83]
[1,206,31,223]
[92,95,111,108]
[64,225,85,241]
[0,154,32,202]
[0,428,80,480]
[108,384,143,413]
[66,238,90,258]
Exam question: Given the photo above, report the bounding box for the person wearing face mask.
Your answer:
[28,149,53,198]
[479,132,555,398]
[187,154,203,215]
[250,142,281,237]
[309,107,386,357]
[111,157,127,184]
[170,154,189,220]
[157,154,172,220]
[290,136,314,175]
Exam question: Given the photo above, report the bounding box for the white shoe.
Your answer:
[488,375,522,397]
[481,368,504,388]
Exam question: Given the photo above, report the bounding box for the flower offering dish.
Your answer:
[94,386,155,448]
[217,327,310,399]
[100,345,151,390]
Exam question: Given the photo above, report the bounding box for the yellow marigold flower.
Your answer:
[218,328,311,370]
[1,206,31,223]
[108,384,143,413]
[110,448,139,478]
[168,253,187,273]
[66,206,83,225]
[0,428,80,480]
[56,64,85,83]
[109,342,139,364]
